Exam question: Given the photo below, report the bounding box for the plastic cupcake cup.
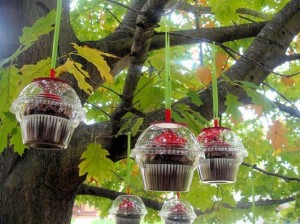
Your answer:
[131,122,201,192]
[110,195,147,224]
[197,127,248,184]
[11,78,84,150]
[160,199,196,224]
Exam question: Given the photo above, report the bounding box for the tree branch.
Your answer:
[178,2,270,20]
[86,21,267,61]
[274,101,300,118]
[77,184,163,211]
[77,184,299,214]
[110,1,167,134]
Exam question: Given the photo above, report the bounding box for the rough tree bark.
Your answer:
[0,0,300,223]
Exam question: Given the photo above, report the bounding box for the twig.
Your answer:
[127,107,146,117]
[105,0,144,15]
[166,32,300,78]
[80,98,113,119]
[262,81,297,109]
[99,84,122,98]
[106,8,135,33]
[242,162,300,182]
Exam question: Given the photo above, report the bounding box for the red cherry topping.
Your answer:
[153,130,187,146]
[119,198,135,210]
[170,203,187,215]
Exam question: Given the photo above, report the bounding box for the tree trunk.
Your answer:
[0,150,81,224]
[0,1,84,223]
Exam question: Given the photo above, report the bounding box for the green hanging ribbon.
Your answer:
[211,42,219,124]
[50,0,63,71]
[126,132,131,194]
[164,15,172,121]
[251,162,256,224]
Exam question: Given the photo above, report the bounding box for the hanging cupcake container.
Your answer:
[10,77,84,150]
[110,195,147,224]
[159,199,197,224]
[131,122,201,192]
[197,126,248,184]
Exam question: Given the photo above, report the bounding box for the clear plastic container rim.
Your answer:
[33,77,68,84]
[149,122,188,128]
[201,126,231,132]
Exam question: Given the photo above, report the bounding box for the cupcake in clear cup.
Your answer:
[131,122,201,192]
[10,77,85,150]
[159,199,196,224]
[110,195,147,224]
[197,127,248,184]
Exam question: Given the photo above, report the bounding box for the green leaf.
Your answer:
[0,112,17,153]
[173,104,208,134]
[20,58,51,80]
[187,90,203,107]
[19,10,55,46]
[10,125,25,155]
[79,143,116,186]
[0,66,20,113]
[73,43,116,83]
[134,75,164,112]
[131,117,144,137]
[225,93,243,120]
[182,175,216,211]
[238,80,260,89]
[208,0,241,25]
[245,88,273,112]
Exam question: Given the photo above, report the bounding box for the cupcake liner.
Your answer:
[115,216,141,224]
[20,114,74,150]
[165,219,193,224]
[198,158,240,183]
[141,164,194,191]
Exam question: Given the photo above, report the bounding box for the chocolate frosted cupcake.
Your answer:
[110,195,147,224]
[11,78,84,150]
[131,122,201,192]
[160,199,196,224]
[197,127,248,184]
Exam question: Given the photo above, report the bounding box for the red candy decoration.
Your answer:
[170,203,187,215]
[153,130,187,146]
[119,198,135,210]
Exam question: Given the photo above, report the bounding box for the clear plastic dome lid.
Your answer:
[110,195,147,215]
[159,199,196,221]
[197,127,248,161]
[10,78,85,126]
[131,122,200,158]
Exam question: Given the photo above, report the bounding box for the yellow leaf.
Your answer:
[281,77,295,86]
[56,58,92,94]
[73,43,116,83]
[267,120,288,152]
[215,52,227,69]
[195,66,212,85]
